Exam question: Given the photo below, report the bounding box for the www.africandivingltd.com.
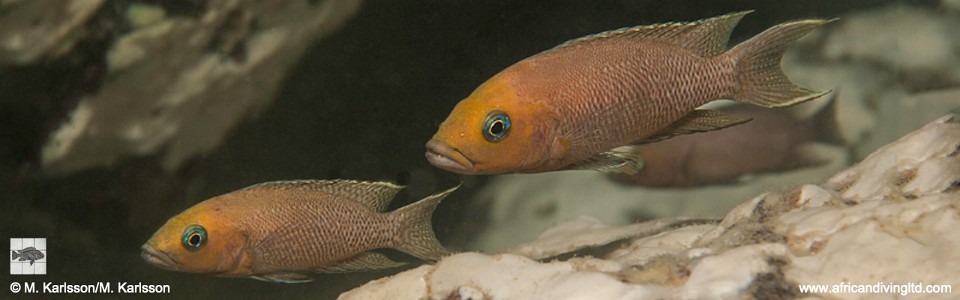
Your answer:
[8,281,170,294]
[799,281,952,296]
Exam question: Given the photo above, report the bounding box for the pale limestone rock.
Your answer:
[341,114,960,300]
[783,5,960,160]
[0,0,106,64]
[861,88,960,162]
[39,0,362,175]
[510,216,698,260]
[821,5,960,74]
[338,265,432,299]
[469,142,847,252]
[945,0,960,12]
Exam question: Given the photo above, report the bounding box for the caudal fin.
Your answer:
[11,250,18,260]
[390,185,459,260]
[727,18,833,108]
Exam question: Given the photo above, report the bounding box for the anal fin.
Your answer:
[569,146,645,175]
[251,272,314,283]
[636,109,751,144]
[313,252,407,273]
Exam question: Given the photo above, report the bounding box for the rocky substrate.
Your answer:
[341,113,960,299]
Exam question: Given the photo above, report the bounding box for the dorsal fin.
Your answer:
[239,180,403,212]
[549,11,752,57]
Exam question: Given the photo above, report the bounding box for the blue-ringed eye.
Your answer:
[482,111,510,142]
[181,225,207,251]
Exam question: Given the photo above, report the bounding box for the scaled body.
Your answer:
[426,11,830,174]
[141,180,455,283]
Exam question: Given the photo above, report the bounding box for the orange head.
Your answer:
[426,73,560,174]
[141,199,250,276]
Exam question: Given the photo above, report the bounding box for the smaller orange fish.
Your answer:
[141,180,456,283]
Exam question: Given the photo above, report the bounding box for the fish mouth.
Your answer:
[425,139,476,174]
[141,244,178,271]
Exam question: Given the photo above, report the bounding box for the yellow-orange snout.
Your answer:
[425,138,476,174]
[141,243,178,271]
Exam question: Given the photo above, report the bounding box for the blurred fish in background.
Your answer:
[609,96,844,187]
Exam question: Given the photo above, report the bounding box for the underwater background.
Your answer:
[1,0,955,298]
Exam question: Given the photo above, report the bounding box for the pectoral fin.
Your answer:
[569,147,645,175]
[251,272,314,283]
[313,252,407,273]
[636,109,751,144]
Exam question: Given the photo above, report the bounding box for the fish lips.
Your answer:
[141,244,178,271]
[425,139,476,174]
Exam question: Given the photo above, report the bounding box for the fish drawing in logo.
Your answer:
[142,179,456,283]
[11,247,45,265]
[426,11,832,175]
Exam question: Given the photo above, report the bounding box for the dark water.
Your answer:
[0,0,939,298]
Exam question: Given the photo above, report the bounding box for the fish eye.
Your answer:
[482,111,511,142]
[181,225,207,251]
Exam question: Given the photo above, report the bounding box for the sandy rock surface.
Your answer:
[342,113,959,299]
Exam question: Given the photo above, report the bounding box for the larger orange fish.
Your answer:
[426,11,830,175]
[141,180,455,283]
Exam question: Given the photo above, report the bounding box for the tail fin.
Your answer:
[12,250,19,260]
[390,185,459,260]
[727,18,833,108]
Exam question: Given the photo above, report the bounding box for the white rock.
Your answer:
[945,0,960,12]
[822,5,960,73]
[862,88,960,161]
[469,146,847,252]
[39,0,362,175]
[342,114,960,300]
[510,216,693,260]
[337,265,431,300]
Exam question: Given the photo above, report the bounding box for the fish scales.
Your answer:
[425,11,830,175]
[232,189,397,273]
[518,42,735,165]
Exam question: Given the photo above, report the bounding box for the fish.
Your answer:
[141,180,456,283]
[11,247,45,265]
[426,11,832,175]
[609,95,843,187]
